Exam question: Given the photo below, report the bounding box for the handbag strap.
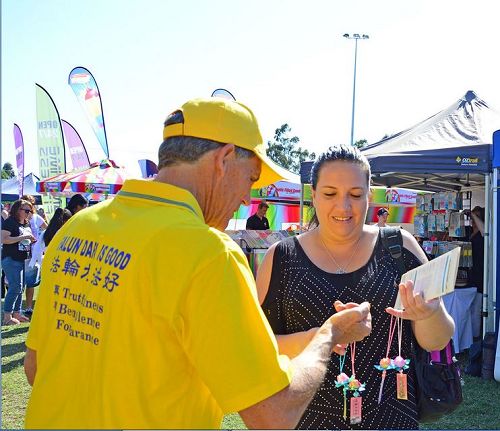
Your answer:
[379,226,406,277]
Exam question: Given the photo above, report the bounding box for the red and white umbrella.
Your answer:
[37,159,131,198]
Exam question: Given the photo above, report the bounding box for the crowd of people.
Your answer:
[1,194,88,325]
[1,96,457,430]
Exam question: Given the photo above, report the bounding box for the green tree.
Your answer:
[354,139,367,149]
[266,124,315,174]
[2,162,15,179]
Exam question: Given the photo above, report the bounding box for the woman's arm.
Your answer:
[471,212,485,236]
[1,229,34,245]
[255,241,320,358]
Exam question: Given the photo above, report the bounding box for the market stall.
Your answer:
[298,91,499,363]
[1,173,41,203]
[359,90,500,338]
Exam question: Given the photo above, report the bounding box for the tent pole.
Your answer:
[299,184,304,232]
[483,174,492,335]
[492,170,498,333]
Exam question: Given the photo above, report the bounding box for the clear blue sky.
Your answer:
[2,0,500,177]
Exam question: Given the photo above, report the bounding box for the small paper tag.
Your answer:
[396,373,408,400]
[350,396,362,424]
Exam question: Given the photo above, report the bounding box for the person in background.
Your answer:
[21,195,47,241]
[20,195,47,317]
[36,207,48,224]
[246,201,270,230]
[1,199,36,325]
[1,204,8,299]
[23,97,372,429]
[462,206,485,377]
[376,207,389,227]
[257,144,454,429]
[2,204,9,220]
[66,193,89,215]
[28,208,72,287]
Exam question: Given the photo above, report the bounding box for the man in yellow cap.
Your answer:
[24,97,372,429]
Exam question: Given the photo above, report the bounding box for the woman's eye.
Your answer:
[351,194,362,198]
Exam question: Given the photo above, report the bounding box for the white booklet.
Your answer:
[394,247,461,309]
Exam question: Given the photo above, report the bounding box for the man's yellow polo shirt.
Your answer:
[25,179,292,429]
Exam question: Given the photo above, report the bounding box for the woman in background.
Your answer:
[464,206,485,375]
[1,199,36,325]
[66,194,88,215]
[29,208,72,270]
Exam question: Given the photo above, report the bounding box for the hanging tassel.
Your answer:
[343,387,347,420]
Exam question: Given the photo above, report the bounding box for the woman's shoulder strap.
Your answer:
[379,227,405,276]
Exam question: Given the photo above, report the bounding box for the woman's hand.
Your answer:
[385,280,440,321]
[22,234,36,243]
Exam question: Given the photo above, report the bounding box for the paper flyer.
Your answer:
[394,247,461,309]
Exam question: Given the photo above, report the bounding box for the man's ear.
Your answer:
[213,144,235,175]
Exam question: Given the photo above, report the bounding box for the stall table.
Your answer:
[442,287,477,354]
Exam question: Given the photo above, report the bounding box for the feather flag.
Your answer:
[62,119,90,170]
[138,159,158,178]
[68,66,109,158]
[13,124,24,197]
[36,83,66,217]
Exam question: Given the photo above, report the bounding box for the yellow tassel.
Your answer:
[343,388,347,420]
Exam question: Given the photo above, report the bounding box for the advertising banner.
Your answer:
[36,84,66,217]
[68,66,109,158]
[62,120,90,170]
[13,124,24,197]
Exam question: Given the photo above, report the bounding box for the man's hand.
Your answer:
[324,302,372,346]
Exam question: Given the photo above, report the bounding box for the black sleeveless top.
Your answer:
[262,232,422,430]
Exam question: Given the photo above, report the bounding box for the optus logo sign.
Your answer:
[456,156,479,167]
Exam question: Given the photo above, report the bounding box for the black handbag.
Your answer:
[414,339,463,422]
[380,227,464,422]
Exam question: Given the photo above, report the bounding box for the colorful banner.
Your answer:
[233,201,312,231]
[366,206,417,224]
[138,159,158,178]
[368,186,419,223]
[13,123,24,197]
[252,181,312,202]
[68,66,109,158]
[36,84,66,217]
[62,120,90,170]
[371,187,418,205]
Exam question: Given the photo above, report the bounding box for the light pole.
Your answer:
[343,33,369,146]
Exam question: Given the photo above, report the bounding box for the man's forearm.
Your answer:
[240,303,371,429]
[24,348,37,386]
[240,321,334,429]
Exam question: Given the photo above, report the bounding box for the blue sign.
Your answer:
[493,130,500,168]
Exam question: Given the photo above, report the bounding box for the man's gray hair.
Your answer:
[158,136,255,169]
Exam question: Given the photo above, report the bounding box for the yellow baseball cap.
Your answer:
[162,97,295,188]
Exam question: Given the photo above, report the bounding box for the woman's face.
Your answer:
[312,161,370,240]
[17,205,33,224]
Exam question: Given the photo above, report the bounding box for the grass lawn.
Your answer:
[222,367,500,429]
[3,302,500,429]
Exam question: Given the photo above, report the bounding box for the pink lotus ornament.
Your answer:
[348,378,361,390]
[379,357,391,369]
[336,373,350,384]
[393,356,406,368]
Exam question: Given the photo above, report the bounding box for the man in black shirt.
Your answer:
[246,201,270,230]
